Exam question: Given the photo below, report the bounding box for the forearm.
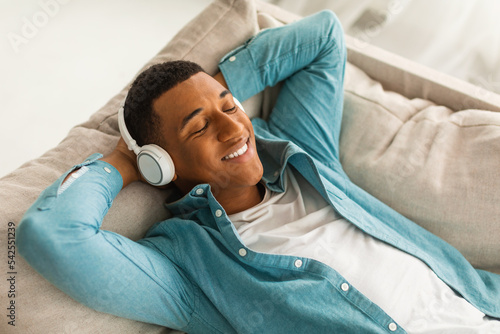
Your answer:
[17,154,122,278]
[16,155,192,327]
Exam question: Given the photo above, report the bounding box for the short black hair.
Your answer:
[123,60,206,147]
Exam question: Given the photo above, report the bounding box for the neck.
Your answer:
[174,180,265,215]
[214,183,264,215]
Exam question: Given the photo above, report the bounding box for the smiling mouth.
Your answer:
[222,141,249,161]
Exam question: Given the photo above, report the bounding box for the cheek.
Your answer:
[172,141,220,175]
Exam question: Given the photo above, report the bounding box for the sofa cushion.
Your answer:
[340,63,500,273]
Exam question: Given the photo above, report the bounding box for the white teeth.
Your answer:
[223,143,248,160]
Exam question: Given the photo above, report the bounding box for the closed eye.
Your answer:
[192,105,236,137]
[224,106,237,113]
[193,122,208,135]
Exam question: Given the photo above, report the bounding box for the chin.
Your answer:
[249,162,264,185]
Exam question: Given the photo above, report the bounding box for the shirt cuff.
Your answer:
[218,37,261,102]
[38,154,123,211]
[81,156,123,201]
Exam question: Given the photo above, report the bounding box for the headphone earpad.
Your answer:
[136,144,175,186]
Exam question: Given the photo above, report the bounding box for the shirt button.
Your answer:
[215,209,223,217]
[229,56,236,62]
[341,283,349,292]
[273,171,279,177]
[195,188,204,195]
[294,259,303,268]
[239,248,247,257]
[388,323,397,331]
[104,167,111,173]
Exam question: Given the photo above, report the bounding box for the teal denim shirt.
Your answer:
[17,10,500,334]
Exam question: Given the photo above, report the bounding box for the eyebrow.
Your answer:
[180,89,231,131]
[219,89,230,99]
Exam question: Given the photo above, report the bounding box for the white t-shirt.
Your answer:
[229,167,500,333]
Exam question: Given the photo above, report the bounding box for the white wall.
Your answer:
[268,0,500,94]
[0,0,210,178]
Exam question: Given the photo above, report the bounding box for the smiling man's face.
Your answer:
[153,72,264,196]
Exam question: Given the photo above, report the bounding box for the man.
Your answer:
[17,10,500,334]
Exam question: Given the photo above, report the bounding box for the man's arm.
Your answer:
[16,148,193,329]
[219,10,347,162]
[99,138,142,188]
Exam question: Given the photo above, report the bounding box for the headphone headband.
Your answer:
[117,98,141,155]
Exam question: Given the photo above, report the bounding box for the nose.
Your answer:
[216,112,245,142]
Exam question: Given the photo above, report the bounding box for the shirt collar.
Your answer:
[164,135,303,216]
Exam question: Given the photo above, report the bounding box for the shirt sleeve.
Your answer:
[16,154,193,330]
[219,10,347,162]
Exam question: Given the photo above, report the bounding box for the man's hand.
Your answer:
[100,137,142,189]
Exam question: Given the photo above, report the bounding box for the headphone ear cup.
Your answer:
[136,144,175,186]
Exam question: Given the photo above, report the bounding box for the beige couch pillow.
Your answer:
[340,63,500,273]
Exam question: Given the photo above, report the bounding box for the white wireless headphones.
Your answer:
[118,98,175,186]
[117,94,245,186]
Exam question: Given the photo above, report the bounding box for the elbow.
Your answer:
[16,211,58,267]
[319,10,346,53]
[17,207,98,273]
[320,9,342,32]
[17,213,44,263]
